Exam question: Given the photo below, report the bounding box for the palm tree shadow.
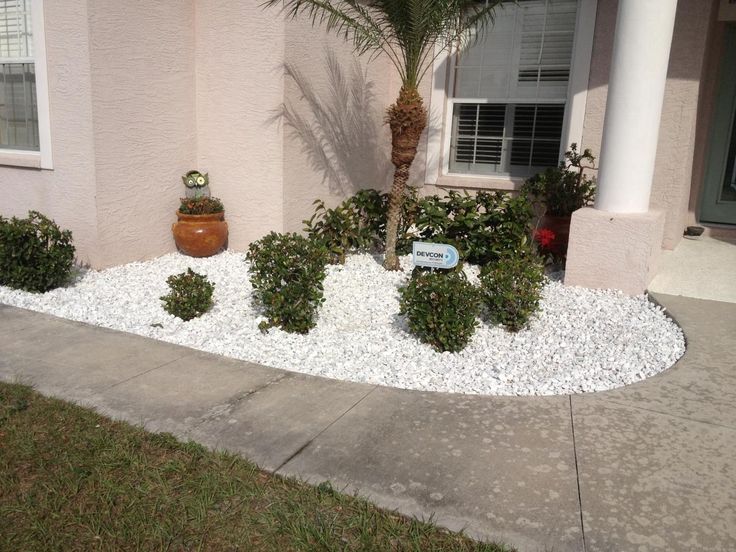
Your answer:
[277,51,393,196]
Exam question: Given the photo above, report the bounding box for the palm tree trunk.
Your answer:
[383,86,427,270]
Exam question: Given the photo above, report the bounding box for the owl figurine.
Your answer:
[182,170,211,199]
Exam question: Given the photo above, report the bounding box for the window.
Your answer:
[0,0,51,168]
[0,0,38,150]
[445,0,578,178]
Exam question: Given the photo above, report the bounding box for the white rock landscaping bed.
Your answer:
[0,251,685,396]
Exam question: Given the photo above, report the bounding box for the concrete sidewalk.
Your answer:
[1,294,734,552]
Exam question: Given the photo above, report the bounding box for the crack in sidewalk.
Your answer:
[569,395,587,552]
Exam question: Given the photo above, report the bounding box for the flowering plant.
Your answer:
[534,228,556,250]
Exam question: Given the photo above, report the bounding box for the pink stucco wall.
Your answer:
[0,0,99,266]
[87,0,197,268]
[195,1,286,250]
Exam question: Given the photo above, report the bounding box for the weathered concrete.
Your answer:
[0,294,734,552]
[277,387,584,551]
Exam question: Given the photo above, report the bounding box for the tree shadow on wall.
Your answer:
[278,52,392,196]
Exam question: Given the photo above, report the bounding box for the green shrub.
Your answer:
[399,271,481,353]
[304,189,387,263]
[521,144,596,217]
[0,211,75,292]
[305,188,531,266]
[178,196,224,215]
[479,251,545,332]
[160,268,215,321]
[247,232,329,334]
[410,191,533,265]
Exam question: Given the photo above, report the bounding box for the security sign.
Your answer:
[412,242,459,269]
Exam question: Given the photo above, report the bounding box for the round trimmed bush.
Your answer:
[160,268,215,321]
[247,232,329,334]
[0,211,75,293]
[399,271,481,353]
[479,250,545,332]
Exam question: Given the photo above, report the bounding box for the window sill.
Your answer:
[0,149,43,169]
[435,174,526,192]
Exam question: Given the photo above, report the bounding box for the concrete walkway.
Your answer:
[1,294,734,552]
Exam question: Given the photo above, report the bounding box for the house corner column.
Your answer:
[564,0,678,295]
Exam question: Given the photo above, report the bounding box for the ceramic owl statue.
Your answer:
[182,170,211,199]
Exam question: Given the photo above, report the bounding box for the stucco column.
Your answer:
[595,0,679,213]
[564,0,678,295]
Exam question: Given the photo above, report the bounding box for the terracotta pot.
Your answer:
[172,211,228,257]
[540,214,572,255]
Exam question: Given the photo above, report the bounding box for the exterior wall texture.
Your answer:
[195,1,286,250]
[87,0,197,268]
[0,0,730,269]
[0,0,99,266]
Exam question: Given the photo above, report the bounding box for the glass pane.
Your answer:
[0,62,39,150]
[453,0,576,101]
[0,0,33,58]
[449,102,563,177]
[720,108,736,203]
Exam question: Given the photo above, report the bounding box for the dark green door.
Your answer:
[701,25,736,225]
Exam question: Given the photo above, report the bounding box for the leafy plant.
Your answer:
[304,189,388,263]
[160,268,215,321]
[247,232,329,334]
[410,191,533,265]
[264,0,500,270]
[178,196,224,215]
[305,187,424,263]
[479,250,545,332]
[399,271,481,353]
[522,144,596,217]
[0,211,75,292]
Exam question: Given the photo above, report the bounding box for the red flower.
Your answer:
[534,228,556,249]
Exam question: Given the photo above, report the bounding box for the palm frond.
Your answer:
[264,0,502,90]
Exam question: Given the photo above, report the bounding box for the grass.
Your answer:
[0,382,514,551]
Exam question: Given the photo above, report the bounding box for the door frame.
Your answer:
[701,24,736,225]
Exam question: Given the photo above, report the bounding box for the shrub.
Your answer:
[304,189,387,263]
[0,211,75,292]
[178,196,224,215]
[399,271,481,353]
[247,232,329,334]
[479,250,545,332]
[521,144,596,217]
[410,191,533,265]
[160,268,215,321]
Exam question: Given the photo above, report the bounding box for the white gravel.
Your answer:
[0,251,685,396]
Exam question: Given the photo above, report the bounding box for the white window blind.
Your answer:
[0,0,39,151]
[448,0,577,177]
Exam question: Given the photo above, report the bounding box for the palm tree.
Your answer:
[263,0,500,270]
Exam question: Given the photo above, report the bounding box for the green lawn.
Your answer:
[0,382,513,551]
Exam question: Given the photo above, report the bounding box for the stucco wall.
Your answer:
[582,0,715,249]
[195,1,286,249]
[87,0,197,268]
[282,19,396,233]
[0,0,99,266]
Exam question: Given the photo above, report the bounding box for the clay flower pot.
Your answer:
[540,214,572,255]
[172,211,228,257]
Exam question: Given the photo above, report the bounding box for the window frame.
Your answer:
[0,0,52,169]
[424,0,597,188]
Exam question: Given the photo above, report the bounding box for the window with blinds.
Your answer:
[0,0,39,151]
[448,0,577,177]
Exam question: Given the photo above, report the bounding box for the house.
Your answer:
[0,0,734,295]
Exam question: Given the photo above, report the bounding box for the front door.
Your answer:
[701,25,736,225]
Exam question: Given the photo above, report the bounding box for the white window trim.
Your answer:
[423,0,597,187]
[0,0,53,170]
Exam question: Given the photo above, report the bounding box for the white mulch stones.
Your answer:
[0,251,685,396]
